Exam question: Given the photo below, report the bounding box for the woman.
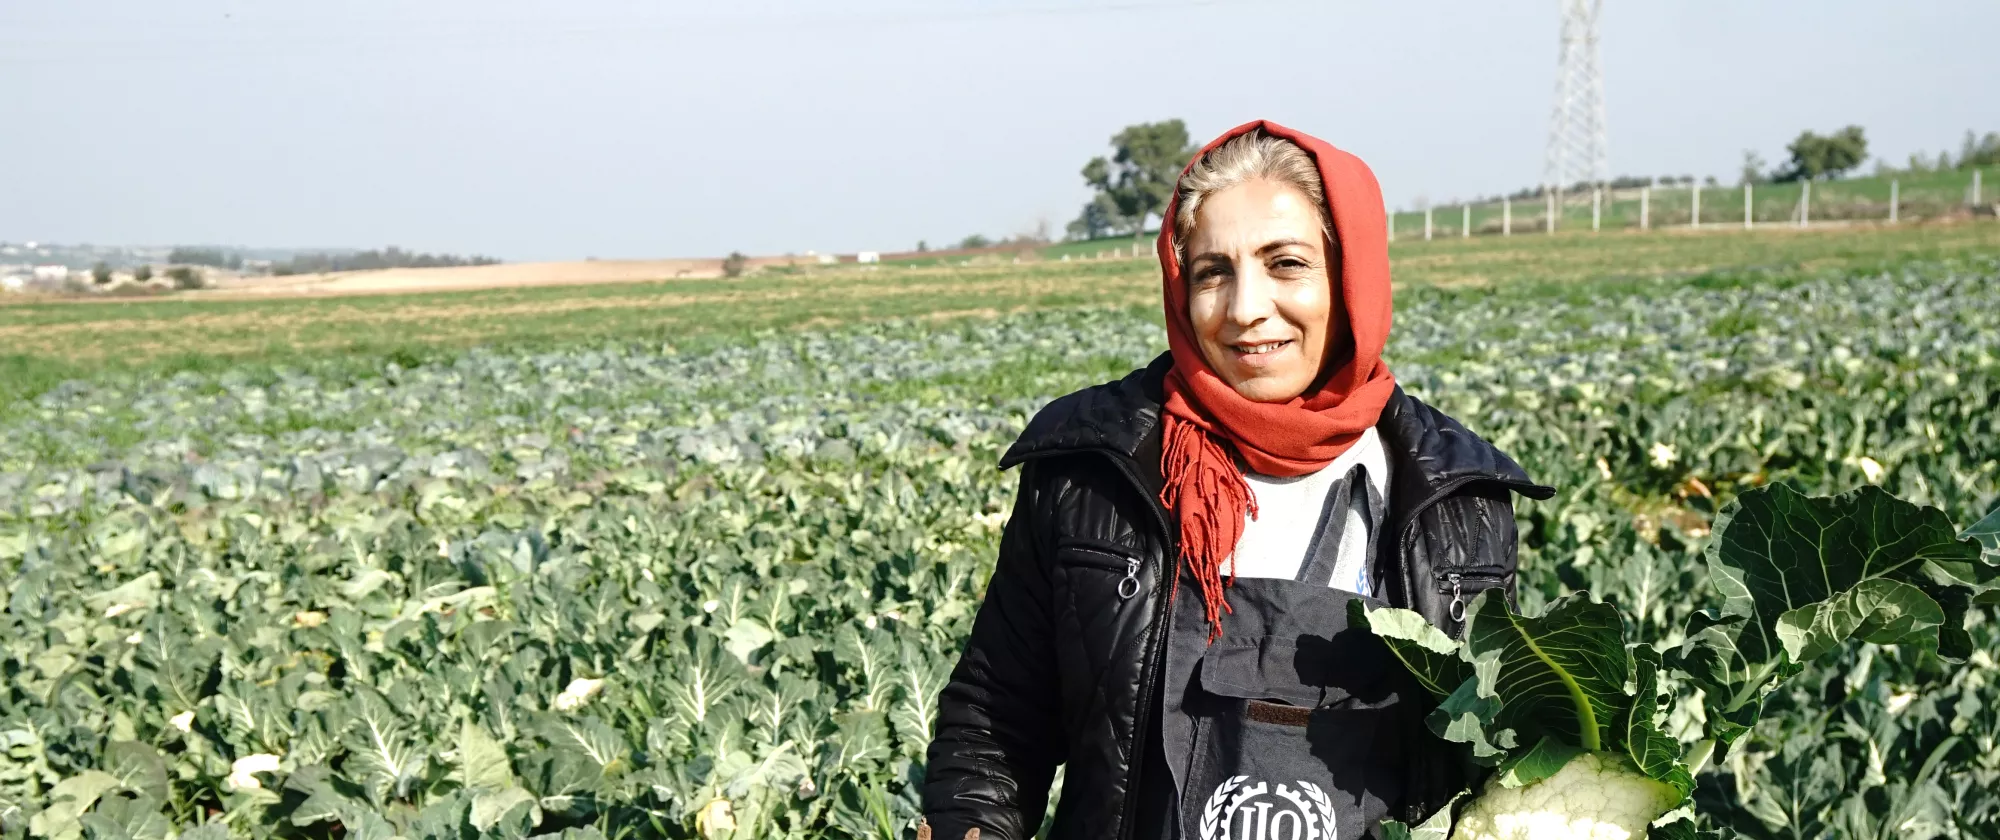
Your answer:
[920,120,1552,840]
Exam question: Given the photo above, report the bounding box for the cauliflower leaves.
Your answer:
[1360,484,1998,838]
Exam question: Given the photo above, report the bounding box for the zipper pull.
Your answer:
[1447,572,1466,623]
[1117,558,1141,599]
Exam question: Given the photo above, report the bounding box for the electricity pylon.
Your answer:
[1543,0,1608,202]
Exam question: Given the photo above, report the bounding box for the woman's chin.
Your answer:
[1224,371,1311,403]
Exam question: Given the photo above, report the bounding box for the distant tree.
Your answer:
[915,240,929,253]
[166,266,203,290]
[957,234,991,250]
[271,247,501,275]
[991,231,1050,249]
[134,265,153,283]
[1065,194,1123,241]
[1774,126,1868,182]
[91,262,113,285]
[167,247,240,269]
[1071,119,1196,239]
[1959,130,2000,168]
[1739,150,1768,185]
[722,251,748,278]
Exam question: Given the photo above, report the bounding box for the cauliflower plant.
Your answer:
[1449,752,1681,840]
[1360,485,1998,840]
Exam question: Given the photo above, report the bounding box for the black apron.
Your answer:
[1158,466,1409,840]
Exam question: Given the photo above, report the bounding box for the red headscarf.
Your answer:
[1155,120,1397,638]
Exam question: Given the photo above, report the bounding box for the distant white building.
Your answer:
[32,265,69,281]
[856,251,880,264]
[1,276,23,292]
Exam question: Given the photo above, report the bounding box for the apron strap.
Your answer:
[1295,464,1372,588]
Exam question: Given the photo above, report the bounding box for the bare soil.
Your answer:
[197,259,730,298]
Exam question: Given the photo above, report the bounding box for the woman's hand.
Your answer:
[915,818,980,840]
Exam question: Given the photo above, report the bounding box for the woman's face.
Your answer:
[1183,178,1339,403]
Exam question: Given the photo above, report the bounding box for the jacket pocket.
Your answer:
[1055,539,1145,600]
[1434,564,1510,623]
[1431,564,1508,592]
[1055,539,1137,571]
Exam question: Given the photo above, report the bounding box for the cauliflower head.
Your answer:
[1449,751,1681,840]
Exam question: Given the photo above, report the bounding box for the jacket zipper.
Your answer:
[1008,445,1178,840]
[1435,568,1507,624]
[1098,451,1177,840]
[1118,556,1142,599]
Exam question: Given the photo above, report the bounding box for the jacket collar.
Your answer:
[999,352,1554,504]
[1374,380,1556,501]
[999,351,1173,469]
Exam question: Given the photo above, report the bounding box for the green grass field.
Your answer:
[5,220,1996,409]
[869,235,1155,268]
[1035,235,1156,261]
[1390,166,1993,237]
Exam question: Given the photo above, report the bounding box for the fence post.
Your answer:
[1546,190,1556,234]
[1799,180,1811,228]
[1388,209,1396,242]
[1974,169,1984,206]
[1462,205,1471,239]
[1744,183,1753,230]
[1503,197,1512,235]
[1591,188,1602,231]
[1424,206,1433,241]
[1889,179,1899,223]
[1692,183,1702,229]
[1640,186,1650,230]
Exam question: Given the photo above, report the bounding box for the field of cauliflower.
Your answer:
[3,257,1998,839]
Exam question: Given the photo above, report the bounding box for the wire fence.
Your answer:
[1389,167,1993,241]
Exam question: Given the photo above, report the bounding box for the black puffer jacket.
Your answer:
[921,353,1553,840]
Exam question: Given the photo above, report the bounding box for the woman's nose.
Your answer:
[1227,266,1278,326]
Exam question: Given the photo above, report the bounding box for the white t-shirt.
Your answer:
[1226,426,1391,596]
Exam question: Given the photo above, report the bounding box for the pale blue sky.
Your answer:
[2,1,1992,260]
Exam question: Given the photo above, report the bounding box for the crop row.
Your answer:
[2,259,1997,838]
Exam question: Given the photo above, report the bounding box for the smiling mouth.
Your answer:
[1231,340,1293,356]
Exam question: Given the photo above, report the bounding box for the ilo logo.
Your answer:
[1198,776,1338,840]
